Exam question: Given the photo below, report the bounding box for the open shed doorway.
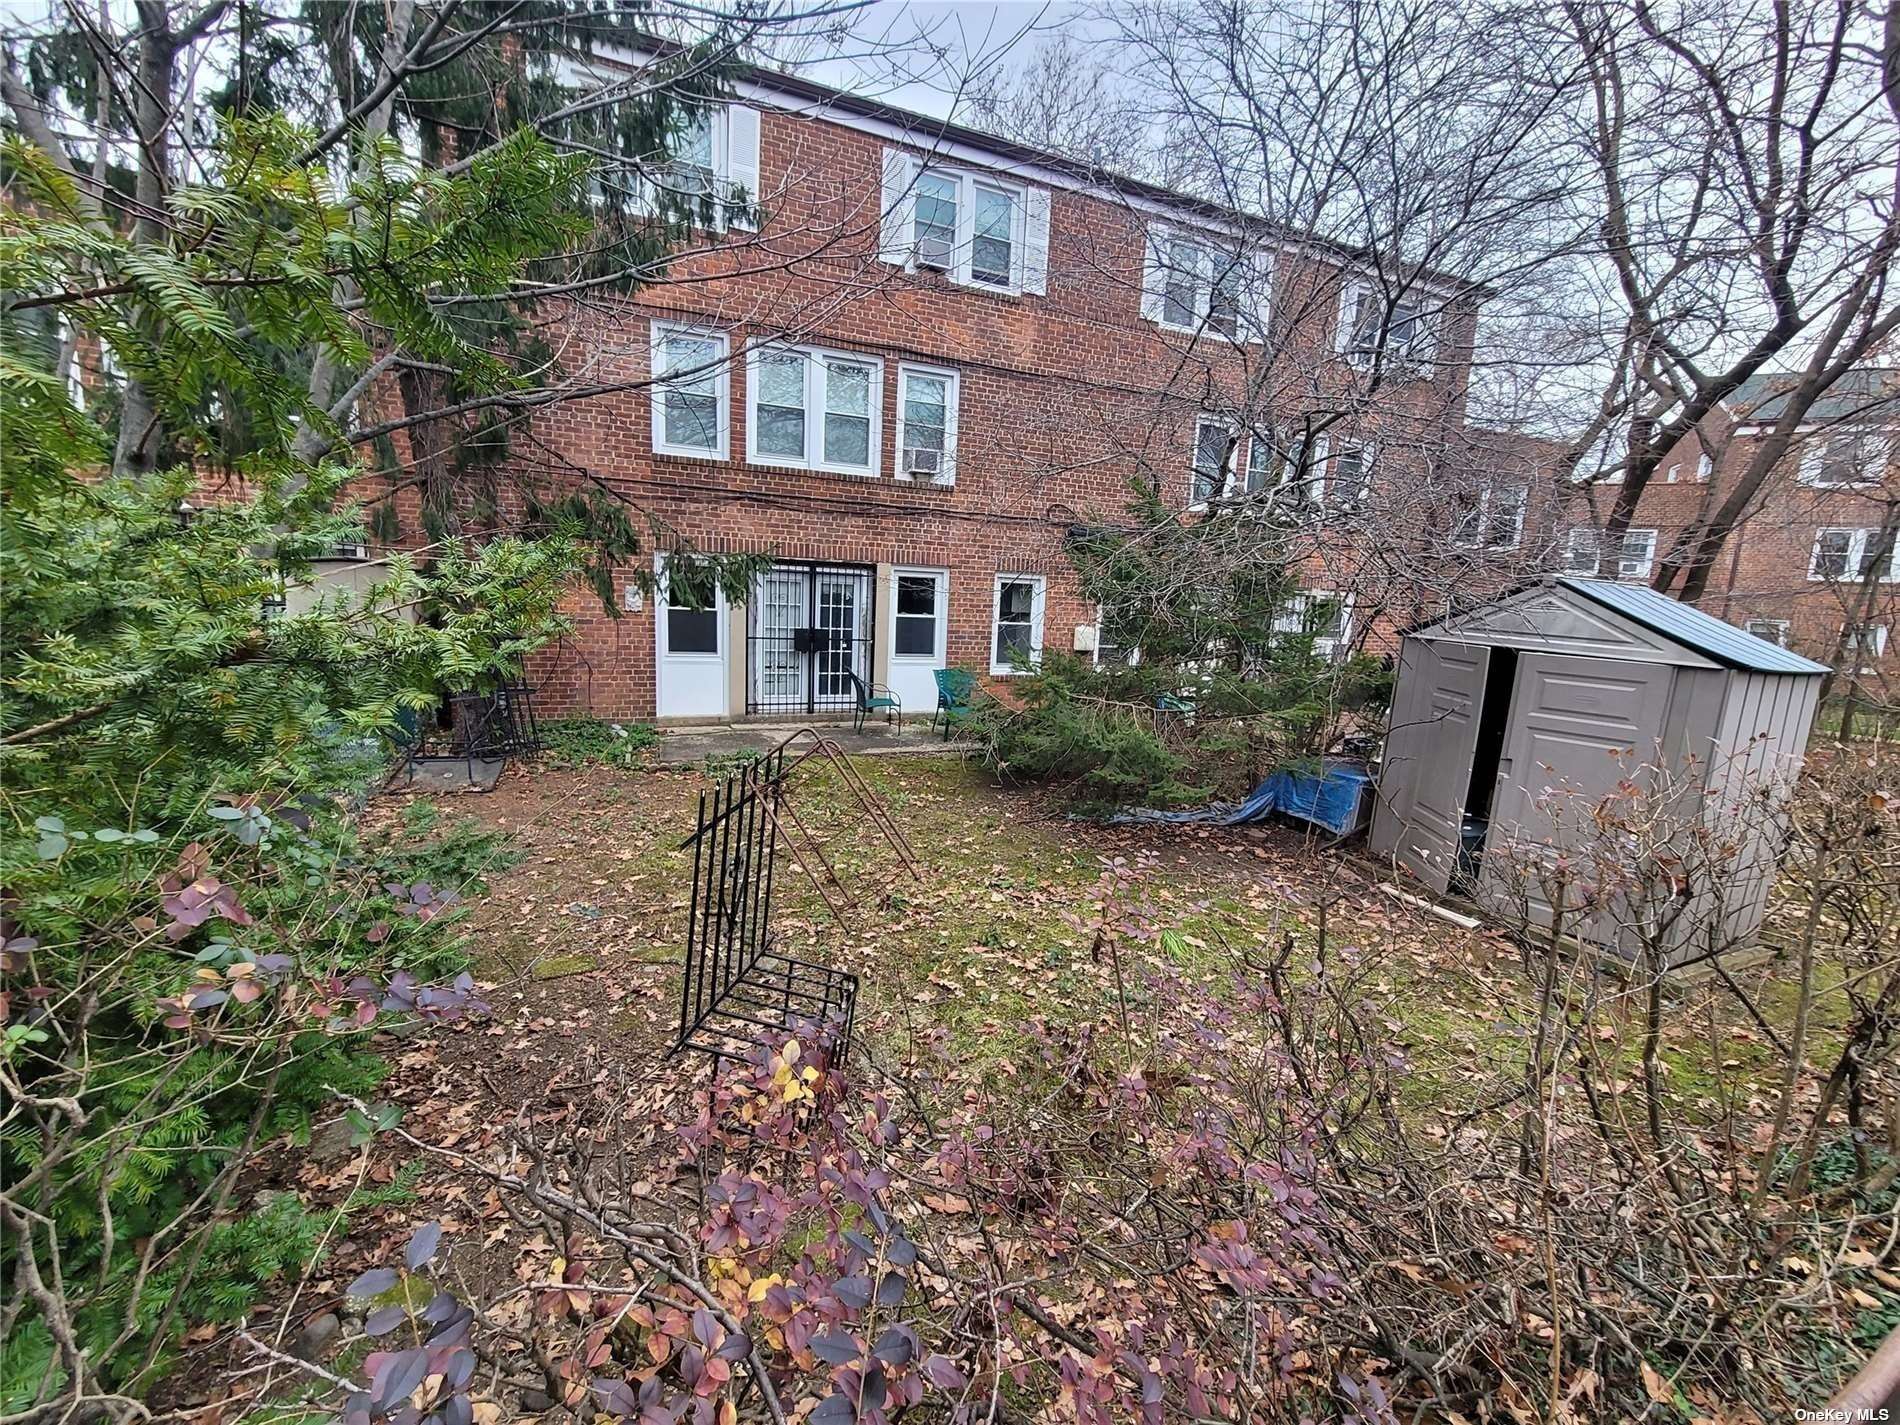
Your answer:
[1372,575,1828,959]
[1452,648,1518,896]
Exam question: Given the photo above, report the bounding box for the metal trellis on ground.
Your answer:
[673,729,920,1068]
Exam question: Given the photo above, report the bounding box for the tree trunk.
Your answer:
[111,2,183,481]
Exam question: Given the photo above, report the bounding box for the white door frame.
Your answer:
[887,566,949,713]
[655,553,729,719]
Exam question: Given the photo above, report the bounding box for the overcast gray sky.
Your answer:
[778,0,1101,120]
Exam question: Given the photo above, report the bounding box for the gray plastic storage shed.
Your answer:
[1370,577,1828,954]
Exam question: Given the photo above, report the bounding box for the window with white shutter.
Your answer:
[632,103,762,231]
[1338,279,1437,374]
[876,151,1045,296]
[1142,225,1266,342]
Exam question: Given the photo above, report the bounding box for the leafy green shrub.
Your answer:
[968,648,1393,813]
[0,115,587,1409]
[379,811,525,897]
[969,655,1208,812]
[540,717,659,769]
[1015,485,1396,810]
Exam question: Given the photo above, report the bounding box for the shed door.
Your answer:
[1476,653,1674,930]
[1373,639,1487,893]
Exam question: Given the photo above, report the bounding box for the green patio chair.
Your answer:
[845,672,901,733]
[932,667,978,740]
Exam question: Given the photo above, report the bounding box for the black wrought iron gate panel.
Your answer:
[676,747,859,1065]
[747,563,875,716]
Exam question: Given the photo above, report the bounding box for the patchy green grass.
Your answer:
[417,750,1834,1133]
[538,717,660,769]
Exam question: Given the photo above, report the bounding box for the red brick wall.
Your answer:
[1580,420,1899,676]
[454,102,1489,718]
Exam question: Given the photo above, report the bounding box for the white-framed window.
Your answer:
[1142,226,1269,342]
[1093,602,1139,667]
[1799,430,1891,489]
[896,364,958,483]
[1272,590,1354,658]
[891,568,947,662]
[1452,485,1526,550]
[665,106,719,203]
[1337,280,1436,373]
[1565,526,1657,580]
[1809,527,1899,582]
[1844,622,1889,670]
[879,152,1048,296]
[969,181,1016,288]
[1744,617,1790,648]
[1664,461,1681,483]
[601,101,759,230]
[662,561,721,657]
[1274,431,1328,515]
[746,345,882,476]
[1328,443,1373,510]
[650,325,729,459]
[912,169,957,270]
[1191,418,1240,507]
[1696,452,1713,482]
[991,573,1045,674]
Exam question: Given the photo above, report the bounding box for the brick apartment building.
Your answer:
[421,55,1537,724]
[1560,369,1899,696]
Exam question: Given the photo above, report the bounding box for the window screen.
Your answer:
[971,186,1014,286]
[914,171,957,270]
[660,334,721,450]
[755,351,807,457]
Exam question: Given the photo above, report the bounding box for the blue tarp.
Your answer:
[1117,761,1374,836]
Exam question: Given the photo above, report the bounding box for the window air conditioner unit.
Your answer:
[906,448,941,477]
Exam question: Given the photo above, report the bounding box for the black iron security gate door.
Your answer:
[748,563,875,716]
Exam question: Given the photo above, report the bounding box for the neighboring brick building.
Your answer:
[1562,369,1898,697]
[468,57,1524,723]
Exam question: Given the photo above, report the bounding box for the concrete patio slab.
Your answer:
[653,720,964,766]
[398,757,507,792]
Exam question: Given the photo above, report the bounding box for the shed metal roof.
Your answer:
[1555,577,1829,675]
